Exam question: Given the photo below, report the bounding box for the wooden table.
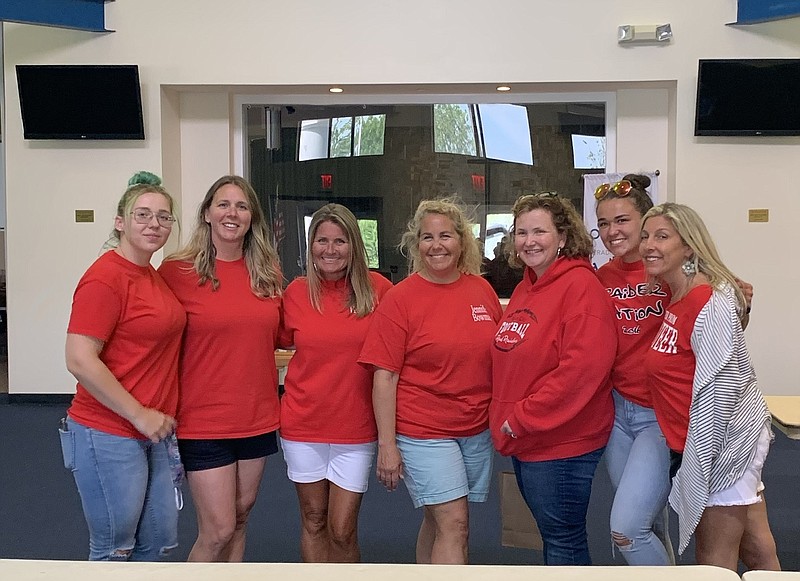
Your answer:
[764,396,800,440]
[0,560,742,581]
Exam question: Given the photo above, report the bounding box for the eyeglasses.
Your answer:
[131,209,176,228]
[594,180,633,201]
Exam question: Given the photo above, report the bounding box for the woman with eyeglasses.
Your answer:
[640,203,778,571]
[359,198,502,564]
[63,171,185,561]
[594,174,676,565]
[490,193,617,565]
[159,176,283,562]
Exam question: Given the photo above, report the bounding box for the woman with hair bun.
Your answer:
[159,175,283,562]
[63,171,185,561]
[279,203,392,562]
[594,174,675,565]
[359,197,501,564]
[641,203,778,571]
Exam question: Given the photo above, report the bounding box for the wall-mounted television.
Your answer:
[695,59,800,136]
[16,65,145,140]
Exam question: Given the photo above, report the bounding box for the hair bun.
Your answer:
[128,171,163,187]
[622,173,651,191]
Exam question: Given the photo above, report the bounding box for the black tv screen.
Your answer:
[695,59,800,136]
[16,65,145,140]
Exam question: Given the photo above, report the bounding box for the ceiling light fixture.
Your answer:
[329,87,344,93]
[496,85,512,92]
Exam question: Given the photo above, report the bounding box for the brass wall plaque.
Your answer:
[75,210,95,223]
[748,209,769,223]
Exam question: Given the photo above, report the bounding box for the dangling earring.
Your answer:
[557,246,563,257]
[681,258,697,276]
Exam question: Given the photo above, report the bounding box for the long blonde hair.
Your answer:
[400,196,482,276]
[642,203,745,311]
[167,175,282,298]
[306,204,377,318]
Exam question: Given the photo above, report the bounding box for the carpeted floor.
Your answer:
[0,402,796,568]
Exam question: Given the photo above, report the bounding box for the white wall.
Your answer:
[2,0,800,394]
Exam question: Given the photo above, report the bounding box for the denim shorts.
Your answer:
[396,429,493,508]
[178,431,278,472]
[281,438,377,493]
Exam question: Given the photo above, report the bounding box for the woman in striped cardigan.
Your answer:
[640,202,779,572]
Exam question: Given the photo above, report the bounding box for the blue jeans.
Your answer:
[63,418,178,561]
[512,447,604,565]
[605,390,673,565]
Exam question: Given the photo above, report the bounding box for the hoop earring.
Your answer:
[681,259,697,277]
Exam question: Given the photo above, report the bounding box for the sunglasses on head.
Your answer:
[520,191,558,202]
[594,180,633,201]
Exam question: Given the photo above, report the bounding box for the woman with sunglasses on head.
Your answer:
[159,176,283,562]
[490,192,617,565]
[64,171,185,561]
[360,197,502,564]
[278,204,392,562]
[640,203,778,571]
[594,174,675,565]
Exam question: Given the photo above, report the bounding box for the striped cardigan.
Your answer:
[669,284,772,555]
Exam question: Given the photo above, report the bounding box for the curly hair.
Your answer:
[399,196,482,276]
[507,193,593,268]
[166,175,282,298]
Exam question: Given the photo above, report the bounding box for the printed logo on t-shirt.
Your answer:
[606,282,667,326]
[650,310,678,355]
[471,304,494,323]
[494,308,536,352]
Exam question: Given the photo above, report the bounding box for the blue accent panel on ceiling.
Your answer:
[0,0,111,33]
[735,0,800,24]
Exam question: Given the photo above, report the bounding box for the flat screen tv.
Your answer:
[16,65,145,140]
[695,59,800,136]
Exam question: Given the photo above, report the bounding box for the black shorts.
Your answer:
[178,431,279,472]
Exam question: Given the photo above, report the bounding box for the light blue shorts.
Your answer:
[396,429,493,508]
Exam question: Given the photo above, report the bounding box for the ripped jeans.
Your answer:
[63,417,178,561]
[605,391,673,565]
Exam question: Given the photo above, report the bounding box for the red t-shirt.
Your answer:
[159,258,281,439]
[67,250,186,439]
[645,284,713,453]
[596,257,671,407]
[358,273,502,439]
[279,272,393,444]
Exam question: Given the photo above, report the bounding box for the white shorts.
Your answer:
[280,438,377,494]
[707,424,771,507]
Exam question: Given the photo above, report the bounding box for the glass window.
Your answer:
[298,118,330,161]
[433,104,477,156]
[330,117,353,158]
[478,103,533,166]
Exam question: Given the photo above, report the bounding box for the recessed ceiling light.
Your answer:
[496,85,511,92]
[329,87,344,93]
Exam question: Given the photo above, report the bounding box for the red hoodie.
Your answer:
[490,257,617,461]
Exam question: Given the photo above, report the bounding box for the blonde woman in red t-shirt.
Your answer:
[359,198,502,564]
[159,176,282,562]
[279,203,392,562]
[641,203,778,571]
[64,172,185,561]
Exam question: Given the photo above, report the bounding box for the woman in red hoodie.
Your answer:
[490,193,617,565]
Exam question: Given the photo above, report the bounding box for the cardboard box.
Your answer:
[499,470,543,550]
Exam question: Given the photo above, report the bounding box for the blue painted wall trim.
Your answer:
[734,0,800,24]
[0,0,112,33]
